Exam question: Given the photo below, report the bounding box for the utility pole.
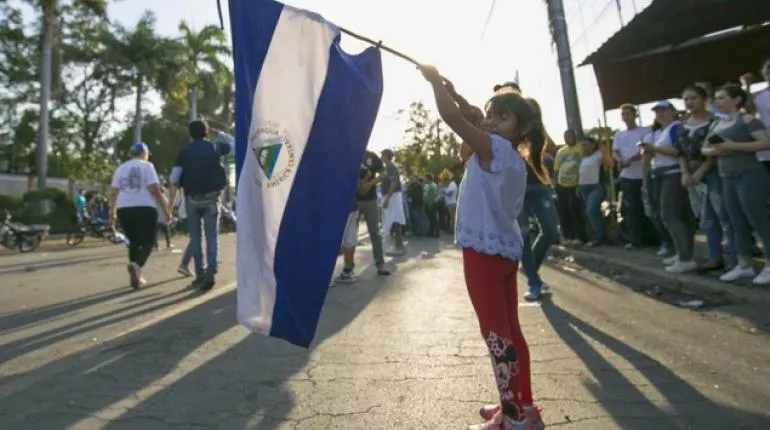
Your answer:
[614,0,624,26]
[546,0,583,135]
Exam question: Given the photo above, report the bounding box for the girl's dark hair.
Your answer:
[521,97,551,183]
[683,85,708,99]
[484,93,537,144]
[717,84,748,108]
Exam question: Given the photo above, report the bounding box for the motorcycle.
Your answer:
[1,211,50,253]
[66,216,113,247]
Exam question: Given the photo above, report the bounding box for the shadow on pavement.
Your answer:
[0,287,138,336]
[0,254,121,275]
[548,248,770,336]
[0,259,426,429]
[0,282,197,368]
[541,301,770,429]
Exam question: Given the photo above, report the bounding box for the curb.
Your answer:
[549,245,770,305]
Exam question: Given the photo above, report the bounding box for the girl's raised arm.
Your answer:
[419,65,491,165]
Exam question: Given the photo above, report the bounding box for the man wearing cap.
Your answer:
[108,142,171,289]
[169,120,234,290]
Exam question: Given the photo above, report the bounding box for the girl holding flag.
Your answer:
[419,65,545,430]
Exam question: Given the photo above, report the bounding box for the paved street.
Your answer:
[1,234,770,429]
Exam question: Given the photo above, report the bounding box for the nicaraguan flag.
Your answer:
[229,0,384,347]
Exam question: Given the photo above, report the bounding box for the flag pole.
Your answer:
[339,27,419,66]
[218,1,422,68]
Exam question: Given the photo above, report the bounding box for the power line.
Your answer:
[569,0,615,48]
[480,0,497,41]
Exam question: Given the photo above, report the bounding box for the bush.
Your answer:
[21,187,75,233]
[0,194,23,216]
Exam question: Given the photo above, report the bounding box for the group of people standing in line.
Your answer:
[552,58,770,286]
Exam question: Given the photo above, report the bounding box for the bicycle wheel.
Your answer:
[66,228,86,246]
[18,235,41,253]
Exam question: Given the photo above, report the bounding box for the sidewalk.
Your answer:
[550,234,770,305]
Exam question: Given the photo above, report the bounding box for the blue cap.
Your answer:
[131,142,150,155]
[651,100,675,111]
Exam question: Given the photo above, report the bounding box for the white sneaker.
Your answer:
[656,246,671,257]
[662,255,679,266]
[752,267,770,285]
[719,266,756,282]
[665,260,697,274]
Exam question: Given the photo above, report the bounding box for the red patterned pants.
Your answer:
[462,247,533,420]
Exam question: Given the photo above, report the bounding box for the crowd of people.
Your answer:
[66,55,770,430]
[549,58,770,286]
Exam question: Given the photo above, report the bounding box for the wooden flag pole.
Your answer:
[338,27,420,66]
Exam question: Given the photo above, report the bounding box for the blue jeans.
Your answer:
[518,183,559,287]
[722,167,770,262]
[648,173,673,248]
[185,196,220,277]
[693,169,735,265]
[409,206,427,236]
[580,184,605,242]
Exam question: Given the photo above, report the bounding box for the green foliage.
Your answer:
[393,101,464,179]
[1,3,233,186]
[0,194,23,215]
[21,186,75,232]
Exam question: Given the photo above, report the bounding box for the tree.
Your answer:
[58,3,127,157]
[393,101,463,178]
[99,10,180,145]
[22,0,108,188]
[174,22,230,121]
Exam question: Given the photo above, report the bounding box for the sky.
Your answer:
[21,0,665,149]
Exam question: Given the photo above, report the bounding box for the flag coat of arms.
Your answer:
[229,0,384,347]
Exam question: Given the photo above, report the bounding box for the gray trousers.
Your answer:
[659,173,696,261]
[357,199,385,266]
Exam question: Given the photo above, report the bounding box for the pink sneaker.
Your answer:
[521,406,545,429]
[468,411,504,430]
[479,404,501,421]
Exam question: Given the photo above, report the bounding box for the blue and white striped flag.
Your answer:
[229,0,384,347]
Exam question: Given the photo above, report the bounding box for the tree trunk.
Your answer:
[188,85,198,122]
[36,1,55,188]
[133,76,143,144]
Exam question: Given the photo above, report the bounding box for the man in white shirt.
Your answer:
[612,104,650,250]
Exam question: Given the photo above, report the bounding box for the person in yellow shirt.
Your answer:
[553,130,587,244]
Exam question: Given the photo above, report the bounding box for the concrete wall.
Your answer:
[0,174,104,198]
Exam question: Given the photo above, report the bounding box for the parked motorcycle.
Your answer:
[66,216,113,247]
[0,211,50,253]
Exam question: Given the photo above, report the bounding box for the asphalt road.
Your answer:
[0,233,769,429]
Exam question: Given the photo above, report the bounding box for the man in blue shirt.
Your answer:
[169,120,234,290]
[73,189,87,223]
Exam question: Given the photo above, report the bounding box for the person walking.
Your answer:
[169,120,233,290]
[108,143,170,289]
[381,149,407,255]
